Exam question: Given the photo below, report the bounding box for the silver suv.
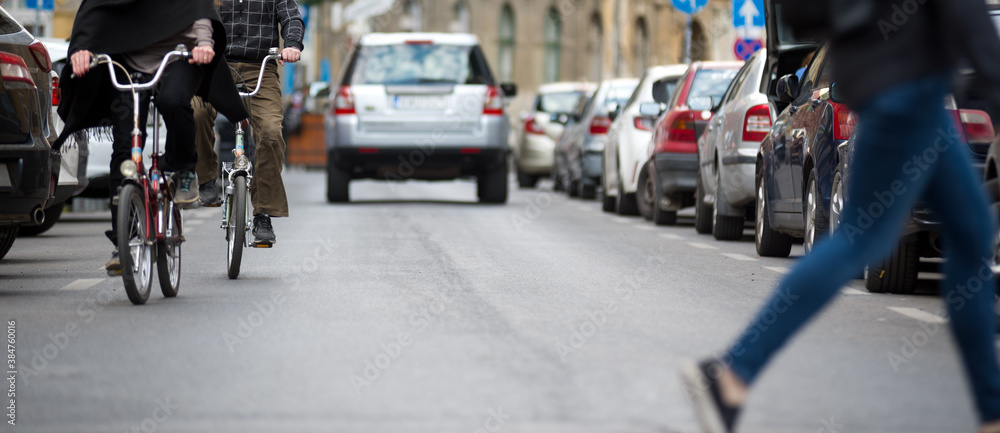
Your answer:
[325,33,516,203]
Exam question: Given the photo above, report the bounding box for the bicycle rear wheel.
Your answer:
[157,202,182,297]
[227,175,247,280]
[118,183,153,305]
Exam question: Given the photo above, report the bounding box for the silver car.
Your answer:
[325,33,516,204]
[695,49,771,240]
[515,82,595,188]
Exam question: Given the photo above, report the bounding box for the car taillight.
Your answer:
[589,116,612,135]
[28,41,51,73]
[483,86,504,116]
[654,111,699,154]
[51,75,59,105]
[524,115,545,135]
[0,52,35,87]
[333,85,355,115]
[832,102,858,141]
[959,109,996,144]
[633,116,655,131]
[667,111,697,142]
[742,104,771,142]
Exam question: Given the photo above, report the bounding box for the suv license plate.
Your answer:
[394,95,448,111]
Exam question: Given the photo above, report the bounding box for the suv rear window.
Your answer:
[348,44,494,86]
[687,69,739,105]
[538,92,587,114]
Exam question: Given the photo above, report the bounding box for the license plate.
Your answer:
[394,95,448,111]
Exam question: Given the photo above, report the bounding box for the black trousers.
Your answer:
[108,60,203,240]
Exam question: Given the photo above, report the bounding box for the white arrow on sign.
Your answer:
[738,0,759,29]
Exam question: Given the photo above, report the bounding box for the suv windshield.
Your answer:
[538,92,587,114]
[350,44,492,86]
[688,69,739,105]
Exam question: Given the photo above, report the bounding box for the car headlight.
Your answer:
[120,160,137,178]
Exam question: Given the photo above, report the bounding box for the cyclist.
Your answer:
[192,0,305,246]
[52,0,249,272]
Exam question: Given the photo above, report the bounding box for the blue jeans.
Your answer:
[725,74,1000,422]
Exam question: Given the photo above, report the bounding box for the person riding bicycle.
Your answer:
[192,0,305,245]
[52,0,249,272]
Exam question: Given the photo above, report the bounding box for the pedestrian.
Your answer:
[52,0,249,272]
[192,0,305,246]
[681,0,1000,432]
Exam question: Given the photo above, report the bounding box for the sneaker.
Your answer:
[174,171,200,208]
[199,180,222,207]
[252,214,276,244]
[680,359,742,433]
[105,250,121,273]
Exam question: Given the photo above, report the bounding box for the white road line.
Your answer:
[843,288,871,296]
[887,307,948,325]
[59,278,104,291]
[764,266,789,274]
[687,242,718,250]
[659,233,684,240]
[722,253,758,262]
[633,224,655,231]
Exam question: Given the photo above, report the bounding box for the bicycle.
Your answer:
[83,46,190,304]
[221,47,281,280]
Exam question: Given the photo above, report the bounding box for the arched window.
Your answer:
[498,4,515,81]
[453,1,470,33]
[543,9,561,83]
[404,0,423,32]
[634,18,649,74]
[589,13,603,82]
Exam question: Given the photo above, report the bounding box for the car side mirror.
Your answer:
[607,103,621,121]
[829,82,845,104]
[639,102,665,117]
[776,74,800,103]
[500,82,517,97]
[688,96,714,112]
[652,78,674,104]
[550,113,570,125]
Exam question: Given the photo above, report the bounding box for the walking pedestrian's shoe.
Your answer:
[252,213,276,245]
[199,180,222,207]
[173,171,200,208]
[105,250,121,275]
[681,359,741,433]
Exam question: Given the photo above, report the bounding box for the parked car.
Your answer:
[515,82,595,188]
[641,61,742,224]
[603,64,687,215]
[838,102,995,293]
[554,78,638,199]
[0,7,59,259]
[692,50,769,240]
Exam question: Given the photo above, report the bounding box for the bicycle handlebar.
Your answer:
[238,47,282,98]
[74,45,192,91]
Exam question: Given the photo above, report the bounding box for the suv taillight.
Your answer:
[333,85,355,115]
[589,116,612,135]
[51,75,59,105]
[484,86,504,116]
[28,40,51,73]
[524,115,545,135]
[0,52,35,87]
[959,109,995,144]
[832,102,858,141]
[742,104,771,142]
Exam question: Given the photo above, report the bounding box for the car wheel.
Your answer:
[866,235,919,294]
[0,226,18,261]
[713,167,744,241]
[18,204,64,237]
[636,168,655,221]
[651,169,677,225]
[517,167,539,189]
[602,195,616,213]
[830,171,845,234]
[326,153,350,203]
[567,179,580,198]
[616,177,639,216]
[755,177,793,257]
[694,173,713,234]
[803,170,829,254]
[478,163,509,204]
[579,181,597,200]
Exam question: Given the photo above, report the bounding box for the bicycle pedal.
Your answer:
[106,269,122,277]
[252,242,273,249]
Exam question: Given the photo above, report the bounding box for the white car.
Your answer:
[515,82,595,188]
[602,64,687,214]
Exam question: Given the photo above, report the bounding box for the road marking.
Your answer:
[842,288,870,296]
[634,224,654,231]
[722,253,757,262]
[59,278,104,291]
[687,242,718,250]
[887,307,948,325]
[764,266,789,274]
[659,233,684,240]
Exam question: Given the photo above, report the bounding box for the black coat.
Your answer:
[53,0,249,149]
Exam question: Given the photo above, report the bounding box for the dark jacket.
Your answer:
[53,0,249,150]
[219,0,305,63]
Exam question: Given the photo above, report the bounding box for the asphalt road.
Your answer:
[0,169,983,433]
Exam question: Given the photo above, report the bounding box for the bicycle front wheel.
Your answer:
[157,202,182,297]
[227,175,247,280]
[118,183,153,305]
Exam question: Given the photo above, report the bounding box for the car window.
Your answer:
[0,11,21,35]
[720,63,751,106]
[350,44,490,85]
[801,45,829,91]
[687,69,739,106]
[537,91,588,114]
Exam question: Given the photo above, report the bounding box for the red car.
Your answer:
[641,61,743,225]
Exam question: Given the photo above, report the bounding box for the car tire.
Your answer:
[579,181,597,200]
[517,168,539,189]
[755,178,793,257]
[636,168,655,221]
[18,204,64,237]
[713,169,744,241]
[694,173,713,234]
[326,155,350,203]
[616,178,639,216]
[478,164,509,204]
[567,179,580,198]
[866,235,919,294]
[651,170,677,226]
[803,170,829,254]
[0,226,18,261]
[602,195,616,213]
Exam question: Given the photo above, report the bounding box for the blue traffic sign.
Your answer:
[733,38,763,61]
[25,0,53,11]
[733,0,764,29]
[672,0,708,15]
